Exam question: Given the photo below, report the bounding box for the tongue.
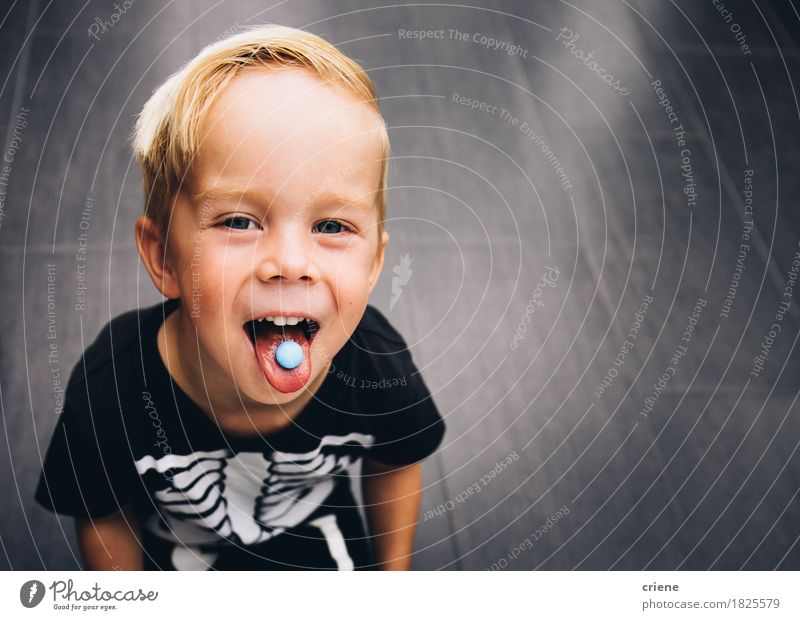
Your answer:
[253,324,312,393]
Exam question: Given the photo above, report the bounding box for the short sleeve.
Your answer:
[34,384,136,520]
[364,349,446,466]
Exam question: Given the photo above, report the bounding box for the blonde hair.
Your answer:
[132,24,389,239]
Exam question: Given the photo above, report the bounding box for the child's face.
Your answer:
[162,67,388,404]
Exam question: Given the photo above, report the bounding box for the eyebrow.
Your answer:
[310,189,377,212]
[193,187,376,212]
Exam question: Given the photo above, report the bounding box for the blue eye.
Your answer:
[313,220,349,234]
[221,216,257,230]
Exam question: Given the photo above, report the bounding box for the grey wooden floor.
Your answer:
[1,0,799,570]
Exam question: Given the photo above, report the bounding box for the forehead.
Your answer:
[191,66,384,205]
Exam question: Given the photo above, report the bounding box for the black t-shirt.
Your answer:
[34,300,445,570]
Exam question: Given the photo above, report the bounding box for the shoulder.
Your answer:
[345,310,445,466]
[352,304,408,349]
[69,300,171,391]
[59,301,174,438]
[342,304,426,388]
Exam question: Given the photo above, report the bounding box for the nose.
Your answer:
[254,224,319,283]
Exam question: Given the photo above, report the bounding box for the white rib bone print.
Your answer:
[135,433,374,547]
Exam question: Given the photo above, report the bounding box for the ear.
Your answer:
[367,229,390,295]
[135,216,181,299]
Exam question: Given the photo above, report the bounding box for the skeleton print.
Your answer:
[134,433,375,547]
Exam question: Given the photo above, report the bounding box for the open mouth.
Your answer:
[244,316,320,394]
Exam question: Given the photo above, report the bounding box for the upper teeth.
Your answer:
[257,316,307,326]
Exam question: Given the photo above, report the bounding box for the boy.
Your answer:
[35,24,445,571]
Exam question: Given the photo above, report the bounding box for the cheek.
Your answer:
[323,251,377,328]
[324,256,371,303]
[181,245,247,316]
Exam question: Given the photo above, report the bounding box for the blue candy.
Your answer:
[275,340,304,370]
